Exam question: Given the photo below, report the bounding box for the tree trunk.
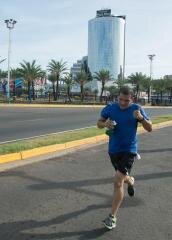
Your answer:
[100,85,104,102]
[32,80,35,100]
[28,81,31,102]
[80,84,84,102]
[136,84,139,100]
[160,91,163,103]
[55,80,58,101]
[55,79,60,101]
[53,83,56,101]
[147,87,150,103]
[67,87,71,102]
[13,80,15,96]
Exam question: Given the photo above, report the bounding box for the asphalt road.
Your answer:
[0,126,171,240]
[0,106,172,143]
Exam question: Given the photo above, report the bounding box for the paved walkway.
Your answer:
[0,127,171,240]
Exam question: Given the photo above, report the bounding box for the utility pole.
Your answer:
[148,54,156,103]
[4,19,17,102]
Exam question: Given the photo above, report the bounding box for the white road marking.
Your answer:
[15,118,45,123]
[0,125,96,145]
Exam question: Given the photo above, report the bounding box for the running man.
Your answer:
[97,86,152,229]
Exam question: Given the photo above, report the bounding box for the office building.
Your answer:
[88,9,125,80]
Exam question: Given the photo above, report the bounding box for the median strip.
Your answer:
[0,116,172,164]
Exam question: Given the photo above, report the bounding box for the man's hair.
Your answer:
[119,86,134,96]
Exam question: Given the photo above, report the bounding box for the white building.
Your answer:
[88,9,125,80]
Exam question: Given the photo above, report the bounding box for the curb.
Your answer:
[0,103,104,108]
[0,120,172,165]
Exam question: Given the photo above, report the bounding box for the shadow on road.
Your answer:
[0,217,109,240]
[0,170,171,191]
[0,200,143,240]
[0,170,171,239]
[0,205,109,240]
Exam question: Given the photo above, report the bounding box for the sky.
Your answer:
[0,0,172,78]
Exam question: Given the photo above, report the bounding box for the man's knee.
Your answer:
[114,171,125,188]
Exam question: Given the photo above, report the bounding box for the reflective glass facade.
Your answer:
[88,15,125,80]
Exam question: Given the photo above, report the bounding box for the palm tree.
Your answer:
[114,78,125,90]
[10,68,22,96]
[0,70,7,95]
[0,69,7,79]
[74,70,88,102]
[47,59,68,100]
[38,70,47,98]
[152,79,166,103]
[39,70,47,83]
[18,60,42,101]
[48,74,56,100]
[128,72,149,101]
[164,76,172,101]
[106,85,118,101]
[63,73,74,102]
[94,69,112,102]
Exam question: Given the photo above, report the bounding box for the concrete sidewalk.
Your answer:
[0,126,171,239]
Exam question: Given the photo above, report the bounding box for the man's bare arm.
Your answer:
[133,110,152,132]
[140,118,152,132]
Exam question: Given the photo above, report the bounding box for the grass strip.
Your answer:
[0,115,172,155]
[0,127,105,155]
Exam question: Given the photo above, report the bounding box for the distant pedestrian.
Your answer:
[97,86,152,230]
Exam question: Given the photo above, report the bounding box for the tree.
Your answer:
[94,69,113,102]
[114,78,125,90]
[106,85,118,101]
[63,73,74,102]
[0,69,7,79]
[74,70,88,102]
[47,59,68,100]
[10,68,22,96]
[164,76,172,101]
[48,74,56,100]
[152,79,166,103]
[0,70,7,96]
[18,60,42,101]
[127,72,149,101]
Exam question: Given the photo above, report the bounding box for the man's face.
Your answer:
[118,93,133,109]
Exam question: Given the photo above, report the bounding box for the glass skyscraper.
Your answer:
[88,9,125,81]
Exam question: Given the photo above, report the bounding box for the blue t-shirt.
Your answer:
[101,102,149,154]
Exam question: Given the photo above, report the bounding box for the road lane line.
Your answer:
[0,125,96,145]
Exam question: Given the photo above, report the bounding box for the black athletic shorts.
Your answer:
[109,152,136,175]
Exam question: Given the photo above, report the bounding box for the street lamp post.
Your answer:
[4,19,17,101]
[117,15,126,81]
[148,54,155,103]
[123,15,126,82]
